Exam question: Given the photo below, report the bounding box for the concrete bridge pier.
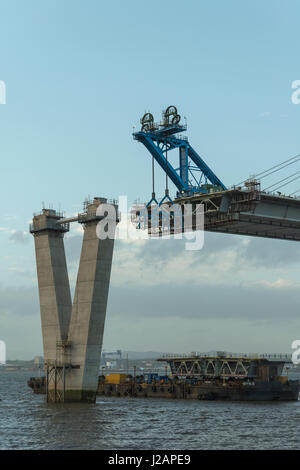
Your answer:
[31,198,117,403]
[66,198,117,402]
[30,210,72,401]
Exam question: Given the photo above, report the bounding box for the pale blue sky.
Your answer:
[1,1,300,358]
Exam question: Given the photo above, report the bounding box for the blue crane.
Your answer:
[133,106,227,205]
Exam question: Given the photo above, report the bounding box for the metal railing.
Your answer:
[29,221,70,233]
[32,210,65,218]
[161,351,292,361]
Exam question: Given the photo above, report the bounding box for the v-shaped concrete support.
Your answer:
[31,198,117,403]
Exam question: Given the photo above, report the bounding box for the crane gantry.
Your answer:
[133,106,226,206]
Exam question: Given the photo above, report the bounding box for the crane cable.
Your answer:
[152,157,155,196]
[264,170,300,191]
[236,153,300,186]
[254,153,300,179]
[271,175,300,192]
[289,187,300,196]
[165,139,168,194]
[258,157,300,180]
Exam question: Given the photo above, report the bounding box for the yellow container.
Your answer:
[105,373,127,384]
[278,376,288,384]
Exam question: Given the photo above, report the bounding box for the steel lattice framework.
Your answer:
[133,106,227,201]
[158,353,289,379]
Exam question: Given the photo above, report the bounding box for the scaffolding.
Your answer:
[45,340,72,403]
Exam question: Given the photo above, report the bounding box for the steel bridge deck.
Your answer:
[172,188,300,241]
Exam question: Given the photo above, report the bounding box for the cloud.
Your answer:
[0,227,30,245]
[2,229,300,358]
[0,284,41,360]
[260,111,271,117]
[62,227,300,289]
[107,282,300,322]
[9,230,30,244]
[0,284,39,317]
[242,279,300,289]
[108,233,300,289]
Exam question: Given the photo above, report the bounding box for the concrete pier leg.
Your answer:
[31,210,72,362]
[30,210,72,402]
[66,198,117,402]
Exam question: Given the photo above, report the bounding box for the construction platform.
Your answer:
[176,184,300,241]
[132,182,300,241]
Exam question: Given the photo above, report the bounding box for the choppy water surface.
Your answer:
[1,371,300,450]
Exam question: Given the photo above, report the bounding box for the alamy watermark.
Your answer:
[0,340,6,365]
[0,80,6,104]
[95,196,204,251]
[291,340,300,364]
[291,80,300,104]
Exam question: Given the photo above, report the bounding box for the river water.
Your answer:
[1,370,300,450]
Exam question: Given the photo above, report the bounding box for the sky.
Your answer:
[1,0,300,359]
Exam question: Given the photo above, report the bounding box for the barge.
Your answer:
[28,352,300,401]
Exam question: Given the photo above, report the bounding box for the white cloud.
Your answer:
[9,230,30,244]
[242,279,300,289]
[260,111,271,117]
[1,230,300,357]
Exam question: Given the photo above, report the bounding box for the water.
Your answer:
[1,370,300,450]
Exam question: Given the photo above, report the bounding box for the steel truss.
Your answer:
[133,107,227,198]
[169,357,251,378]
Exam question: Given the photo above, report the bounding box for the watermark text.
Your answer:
[96,196,204,251]
[0,81,6,104]
[0,340,6,365]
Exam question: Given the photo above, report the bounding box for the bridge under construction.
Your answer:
[132,106,300,240]
[30,105,300,402]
